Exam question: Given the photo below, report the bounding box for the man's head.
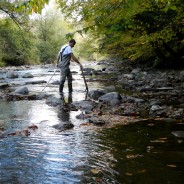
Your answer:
[69,39,76,47]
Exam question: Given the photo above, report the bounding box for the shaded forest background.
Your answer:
[0,0,183,68]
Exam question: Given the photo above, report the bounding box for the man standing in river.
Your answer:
[57,39,83,95]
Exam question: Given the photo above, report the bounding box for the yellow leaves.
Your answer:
[91,168,101,174]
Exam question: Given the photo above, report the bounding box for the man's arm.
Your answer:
[71,53,83,68]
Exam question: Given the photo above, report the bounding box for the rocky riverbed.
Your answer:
[0,60,184,137]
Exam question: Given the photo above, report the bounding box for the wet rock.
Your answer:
[99,92,122,107]
[149,105,166,116]
[14,86,29,95]
[126,96,144,103]
[71,100,95,112]
[169,108,184,119]
[5,94,37,101]
[25,80,47,85]
[52,122,74,131]
[171,131,184,138]
[0,83,9,89]
[149,100,162,107]
[6,70,19,78]
[88,89,107,100]
[36,93,51,100]
[150,105,163,112]
[22,73,34,78]
[76,113,90,119]
[88,116,105,125]
[46,96,63,107]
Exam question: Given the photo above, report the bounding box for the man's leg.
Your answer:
[67,69,73,93]
[60,69,67,94]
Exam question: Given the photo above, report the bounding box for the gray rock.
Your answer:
[46,96,63,107]
[99,92,122,106]
[88,89,107,100]
[76,113,90,119]
[6,71,19,78]
[171,131,184,138]
[25,80,47,85]
[88,117,105,125]
[149,100,162,107]
[71,100,94,111]
[14,86,29,95]
[50,80,60,85]
[150,105,163,112]
[52,122,74,131]
[22,73,34,78]
[36,93,51,100]
[0,83,9,88]
[131,68,141,74]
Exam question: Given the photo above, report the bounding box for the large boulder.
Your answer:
[99,92,122,106]
[14,86,29,95]
[88,89,107,100]
[6,71,19,79]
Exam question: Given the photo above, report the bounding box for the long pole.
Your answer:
[42,68,57,91]
[81,67,88,92]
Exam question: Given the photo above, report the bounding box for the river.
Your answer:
[0,62,184,184]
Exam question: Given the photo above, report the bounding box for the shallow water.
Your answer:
[0,63,184,183]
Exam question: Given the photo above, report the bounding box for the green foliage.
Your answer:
[0,18,39,65]
[57,0,184,67]
[32,5,70,64]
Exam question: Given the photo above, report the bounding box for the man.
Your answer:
[57,39,83,95]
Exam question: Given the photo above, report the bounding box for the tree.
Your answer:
[57,0,184,67]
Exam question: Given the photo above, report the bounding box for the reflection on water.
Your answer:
[0,65,184,183]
